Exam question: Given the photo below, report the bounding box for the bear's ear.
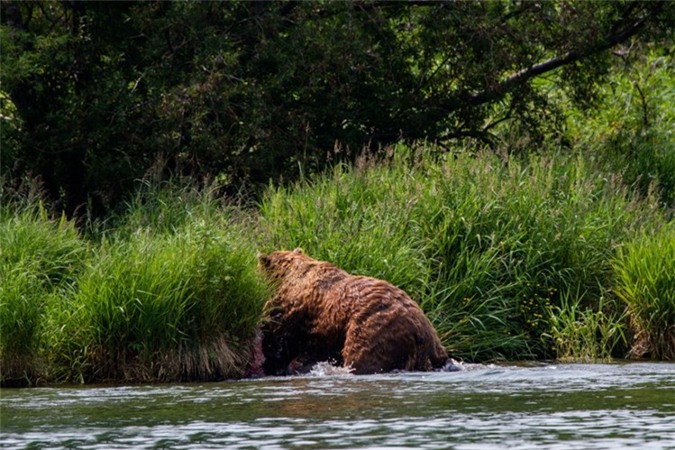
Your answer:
[293,247,303,255]
[257,252,270,266]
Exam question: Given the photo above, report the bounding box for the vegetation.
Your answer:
[2,143,672,385]
[1,1,672,216]
[565,47,675,208]
[547,292,626,363]
[1,182,268,385]
[613,223,675,360]
[1,1,673,385]
[0,195,87,384]
[260,149,665,361]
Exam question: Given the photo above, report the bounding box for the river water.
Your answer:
[1,362,673,449]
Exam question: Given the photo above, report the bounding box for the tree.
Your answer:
[1,1,672,216]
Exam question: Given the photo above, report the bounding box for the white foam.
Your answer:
[308,361,354,377]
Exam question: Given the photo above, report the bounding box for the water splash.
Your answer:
[308,361,354,377]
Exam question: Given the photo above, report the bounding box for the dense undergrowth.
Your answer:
[2,145,673,386]
[1,183,268,386]
[261,149,671,362]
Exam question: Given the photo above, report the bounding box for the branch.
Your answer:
[463,1,666,106]
[499,3,538,25]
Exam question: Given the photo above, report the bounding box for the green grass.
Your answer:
[2,144,673,384]
[50,223,266,383]
[546,290,626,362]
[613,223,675,360]
[260,146,665,361]
[2,181,268,385]
[55,182,267,383]
[0,199,87,385]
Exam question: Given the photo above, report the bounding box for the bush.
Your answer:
[566,48,675,209]
[613,223,675,360]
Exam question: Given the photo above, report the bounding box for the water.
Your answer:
[1,362,673,449]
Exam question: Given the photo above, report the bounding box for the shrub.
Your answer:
[566,48,675,209]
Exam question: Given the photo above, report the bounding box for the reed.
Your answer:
[260,146,663,360]
[44,182,268,383]
[0,201,86,386]
[613,223,675,360]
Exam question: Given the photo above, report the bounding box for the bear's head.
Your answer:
[258,248,311,281]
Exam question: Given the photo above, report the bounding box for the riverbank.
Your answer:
[2,146,673,387]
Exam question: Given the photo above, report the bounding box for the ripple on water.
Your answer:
[1,362,673,449]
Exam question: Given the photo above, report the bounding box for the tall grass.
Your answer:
[260,146,663,361]
[49,224,265,382]
[546,291,626,362]
[2,180,268,384]
[2,146,672,384]
[45,182,268,383]
[613,223,675,360]
[0,200,86,386]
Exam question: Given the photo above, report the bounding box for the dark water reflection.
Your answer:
[1,362,673,449]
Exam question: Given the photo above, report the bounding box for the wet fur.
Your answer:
[259,249,448,375]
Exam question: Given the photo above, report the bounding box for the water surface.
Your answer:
[1,362,673,449]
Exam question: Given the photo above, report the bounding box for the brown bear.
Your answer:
[258,248,449,375]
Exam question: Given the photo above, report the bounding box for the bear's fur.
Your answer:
[258,249,448,375]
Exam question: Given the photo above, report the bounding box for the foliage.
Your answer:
[0,195,86,385]
[546,291,626,362]
[1,1,672,216]
[260,146,664,361]
[1,180,268,384]
[566,46,675,209]
[612,223,675,360]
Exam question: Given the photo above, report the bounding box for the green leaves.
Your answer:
[2,1,672,217]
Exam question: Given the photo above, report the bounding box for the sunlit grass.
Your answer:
[2,142,672,385]
[613,223,675,360]
[260,146,664,361]
[546,290,626,362]
[2,180,268,384]
[0,200,86,385]
[50,225,264,382]
[45,183,268,383]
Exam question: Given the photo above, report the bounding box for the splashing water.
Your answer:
[308,361,354,376]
